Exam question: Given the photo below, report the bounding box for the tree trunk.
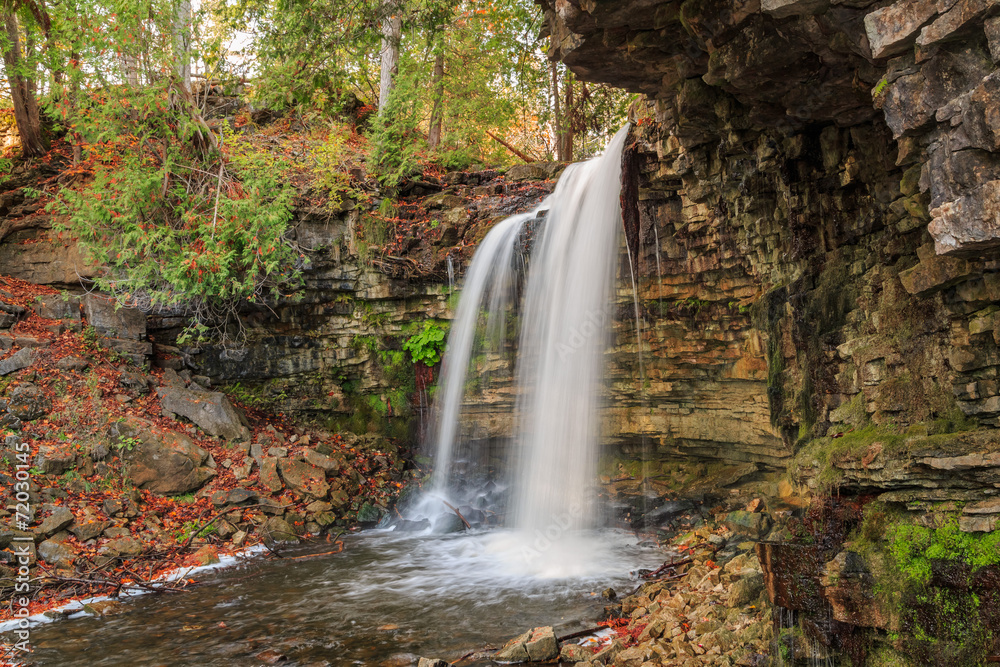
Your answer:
[2,12,47,157]
[562,74,575,161]
[174,0,192,90]
[427,53,444,148]
[551,61,562,160]
[378,2,402,114]
[121,54,140,86]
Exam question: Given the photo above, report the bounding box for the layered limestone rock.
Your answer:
[535,0,1000,483]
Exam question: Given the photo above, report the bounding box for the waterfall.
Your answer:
[422,126,630,556]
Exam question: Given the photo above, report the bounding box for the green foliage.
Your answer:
[403,321,447,366]
[53,84,301,340]
[311,123,366,210]
[888,516,1000,586]
[116,436,142,452]
[175,519,216,542]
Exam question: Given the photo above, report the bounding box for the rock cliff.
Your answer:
[539,0,1000,660]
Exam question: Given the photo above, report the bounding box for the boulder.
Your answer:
[117,419,216,494]
[37,539,76,569]
[82,294,145,339]
[100,536,143,557]
[7,382,51,420]
[32,294,81,320]
[0,347,33,376]
[303,448,341,472]
[69,511,110,542]
[33,445,76,475]
[261,516,299,546]
[36,507,74,536]
[724,511,772,539]
[278,459,329,500]
[417,659,448,667]
[260,457,283,492]
[157,387,250,441]
[55,355,90,372]
[493,627,558,663]
[558,643,592,662]
[728,572,765,607]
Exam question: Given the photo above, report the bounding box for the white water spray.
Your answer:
[423,127,630,572]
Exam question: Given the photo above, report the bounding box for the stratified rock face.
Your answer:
[540,0,1000,258]
[532,0,1000,475]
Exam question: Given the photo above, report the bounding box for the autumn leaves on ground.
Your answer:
[0,273,413,626]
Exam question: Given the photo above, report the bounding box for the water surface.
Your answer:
[23,528,660,666]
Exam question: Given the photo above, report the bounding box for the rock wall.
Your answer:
[540,0,1000,660]
[538,0,1000,469]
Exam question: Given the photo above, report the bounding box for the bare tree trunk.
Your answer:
[2,12,46,157]
[427,53,444,148]
[551,61,561,161]
[562,73,575,161]
[174,0,192,90]
[378,2,402,114]
[121,55,140,86]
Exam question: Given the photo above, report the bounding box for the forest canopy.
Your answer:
[0,0,631,338]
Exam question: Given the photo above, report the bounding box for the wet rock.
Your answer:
[0,348,34,376]
[7,383,50,420]
[37,539,75,569]
[278,458,329,499]
[261,516,299,546]
[558,643,592,662]
[493,630,531,662]
[357,502,383,524]
[395,519,430,532]
[192,544,220,565]
[417,659,448,667]
[157,387,250,441]
[728,572,765,607]
[82,600,126,616]
[434,513,466,534]
[36,507,74,536]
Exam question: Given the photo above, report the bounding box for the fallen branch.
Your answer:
[556,625,606,642]
[450,646,497,665]
[485,130,536,163]
[643,557,692,579]
[441,499,472,530]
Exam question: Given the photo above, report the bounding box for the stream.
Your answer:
[21,529,662,666]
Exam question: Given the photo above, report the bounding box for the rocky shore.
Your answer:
[0,274,414,623]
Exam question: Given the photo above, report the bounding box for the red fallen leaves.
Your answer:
[0,274,406,623]
[598,617,648,648]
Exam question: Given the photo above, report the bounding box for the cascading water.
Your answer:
[421,126,631,574]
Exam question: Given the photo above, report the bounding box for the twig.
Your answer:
[210,160,224,239]
[643,557,692,579]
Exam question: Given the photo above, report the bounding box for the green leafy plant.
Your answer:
[403,321,447,366]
